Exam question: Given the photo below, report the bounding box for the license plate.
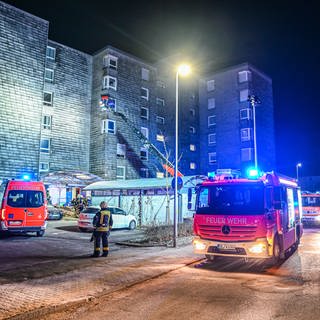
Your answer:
[217,243,236,250]
[8,220,22,226]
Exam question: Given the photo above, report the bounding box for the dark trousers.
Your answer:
[93,230,109,256]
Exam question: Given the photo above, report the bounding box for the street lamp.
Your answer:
[173,64,191,248]
[296,162,302,182]
[248,95,261,169]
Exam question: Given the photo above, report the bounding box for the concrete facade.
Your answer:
[0,1,276,182]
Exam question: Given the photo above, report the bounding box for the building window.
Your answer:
[141,127,149,139]
[140,107,149,119]
[156,172,164,178]
[190,144,196,151]
[43,92,53,106]
[140,168,149,178]
[156,116,165,124]
[102,119,116,134]
[106,97,116,110]
[141,68,150,81]
[103,76,117,90]
[208,115,216,127]
[241,148,253,161]
[238,70,251,83]
[190,162,196,170]
[39,162,49,172]
[116,166,126,180]
[141,87,149,100]
[207,80,215,91]
[208,133,216,145]
[209,152,217,164]
[40,138,50,153]
[117,143,126,158]
[156,98,165,107]
[156,134,164,142]
[44,68,54,82]
[42,115,52,130]
[46,46,56,60]
[239,89,249,102]
[140,148,148,160]
[189,126,196,134]
[240,108,252,120]
[190,108,195,116]
[241,128,252,141]
[208,97,215,109]
[103,54,118,70]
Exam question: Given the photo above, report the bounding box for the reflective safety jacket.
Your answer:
[93,209,113,232]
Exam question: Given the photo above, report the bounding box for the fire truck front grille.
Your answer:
[198,224,257,240]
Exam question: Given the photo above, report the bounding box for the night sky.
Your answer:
[2,0,320,177]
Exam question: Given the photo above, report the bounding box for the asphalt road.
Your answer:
[43,227,320,320]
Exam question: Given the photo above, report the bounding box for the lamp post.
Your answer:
[173,64,191,248]
[248,95,261,169]
[296,162,302,182]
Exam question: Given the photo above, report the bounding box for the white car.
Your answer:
[78,206,136,231]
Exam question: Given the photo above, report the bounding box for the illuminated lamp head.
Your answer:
[246,167,260,179]
[22,174,31,181]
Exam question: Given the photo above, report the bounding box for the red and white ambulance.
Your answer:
[0,179,48,236]
[190,170,303,264]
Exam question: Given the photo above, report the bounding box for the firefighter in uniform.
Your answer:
[92,201,113,257]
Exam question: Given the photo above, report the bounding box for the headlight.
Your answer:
[193,240,206,251]
[248,243,266,254]
[315,216,320,221]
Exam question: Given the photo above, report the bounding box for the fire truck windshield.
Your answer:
[196,184,264,215]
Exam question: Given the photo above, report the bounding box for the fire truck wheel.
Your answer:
[36,230,45,237]
[272,236,282,264]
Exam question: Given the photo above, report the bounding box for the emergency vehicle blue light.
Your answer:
[22,174,31,181]
[208,172,215,179]
[246,167,260,179]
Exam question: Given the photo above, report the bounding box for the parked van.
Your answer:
[0,180,48,236]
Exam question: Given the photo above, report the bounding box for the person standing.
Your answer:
[92,201,113,257]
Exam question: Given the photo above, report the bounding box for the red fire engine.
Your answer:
[191,170,303,264]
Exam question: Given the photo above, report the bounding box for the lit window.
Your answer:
[116,166,126,180]
[106,98,116,111]
[140,107,149,119]
[208,115,216,127]
[156,98,165,107]
[103,54,118,70]
[190,162,196,170]
[44,68,54,82]
[190,108,195,116]
[40,139,50,153]
[141,127,149,139]
[241,128,252,141]
[239,89,249,102]
[39,162,49,172]
[141,87,149,100]
[240,108,252,120]
[208,133,216,145]
[207,80,215,91]
[103,76,117,90]
[43,92,53,106]
[42,115,52,130]
[117,143,126,158]
[141,68,150,81]
[241,148,253,161]
[156,172,164,178]
[46,46,56,60]
[209,152,217,164]
[190,144,196,151]
[140,148,148,160]
[156,134,164,142]
[189,126,196,134]
[102,119,116,134]
[156,116,165,124]
[208,98,215,109]
[140,168,149,178]
[238,70,251,83]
